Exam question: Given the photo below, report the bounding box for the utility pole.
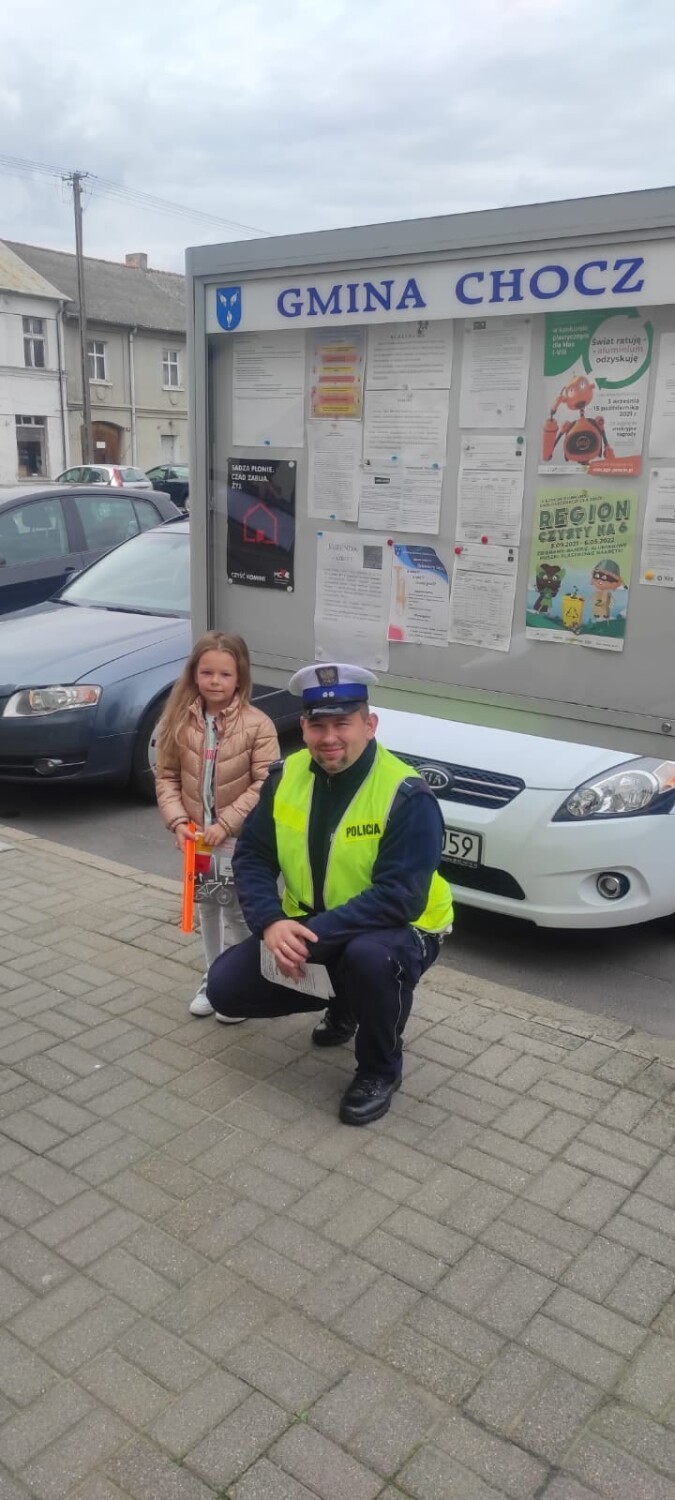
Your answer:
[71,170,92,463]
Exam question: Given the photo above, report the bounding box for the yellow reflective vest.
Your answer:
[274,744,453,933]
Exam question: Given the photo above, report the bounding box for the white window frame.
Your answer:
[23,316,46,369]
[88,340,108,382]
[162,348,181,389]
[15,415,48,478]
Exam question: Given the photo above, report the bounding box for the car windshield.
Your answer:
[122,467,148,481]
[61,526,189,615]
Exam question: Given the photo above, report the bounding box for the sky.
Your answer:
[1,0,673,273]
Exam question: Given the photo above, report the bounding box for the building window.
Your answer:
[88,340,107,381]
[162,349,180,388]
[15,415,47,478]
[23,316,45,369]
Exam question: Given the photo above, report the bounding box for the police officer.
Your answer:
[207,663,453,1126]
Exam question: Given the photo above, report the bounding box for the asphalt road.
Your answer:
[3,775,675,1040]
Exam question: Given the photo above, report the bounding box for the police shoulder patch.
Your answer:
[398,775,435,800]
[266,759,285,795]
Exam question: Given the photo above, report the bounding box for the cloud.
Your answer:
[0,0,673,270]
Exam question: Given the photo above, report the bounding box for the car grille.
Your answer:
[0,754,86,777]
[444,863,526,900]
[397,752,524,809]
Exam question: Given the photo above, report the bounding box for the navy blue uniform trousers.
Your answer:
[206,926,440,1079]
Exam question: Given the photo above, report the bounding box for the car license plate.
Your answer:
[442,828,482,868]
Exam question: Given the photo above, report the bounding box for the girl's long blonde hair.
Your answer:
[156,631,252,766]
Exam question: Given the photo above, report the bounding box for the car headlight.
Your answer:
[3,686,101,717]
[554,758,675,820]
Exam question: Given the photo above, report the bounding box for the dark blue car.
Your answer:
[0,484,181,615]
[0,518,296,797]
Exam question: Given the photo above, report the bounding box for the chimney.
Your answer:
[125,252,148,271]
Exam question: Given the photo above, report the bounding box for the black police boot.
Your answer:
[339,1072,402,1126]
[311,1007,356,1048]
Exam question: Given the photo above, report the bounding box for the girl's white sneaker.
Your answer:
[189,978,214,1017]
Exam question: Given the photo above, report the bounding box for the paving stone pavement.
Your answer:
[3,826,675,1498]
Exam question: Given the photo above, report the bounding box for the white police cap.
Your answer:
[289,662,378,718]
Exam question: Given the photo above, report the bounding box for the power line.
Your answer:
[0,152,270,236]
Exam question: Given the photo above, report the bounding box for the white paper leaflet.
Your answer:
[307,421,361,520]
[366,320,453,390]
[232,331,306,447]
[640,469,675,587]
[363,388,449,466]
[457,433,526,545]
[459,318,531,429]
[448,543,519,652]
[389,545,449,647]
[314,532,392,670]
[358,467,443,533]
[260,944,335,998]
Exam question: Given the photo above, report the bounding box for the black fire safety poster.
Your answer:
[227,457,296,590]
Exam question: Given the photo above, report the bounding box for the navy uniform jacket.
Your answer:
[232,739,445,945]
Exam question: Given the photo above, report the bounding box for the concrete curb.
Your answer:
[5,822,675,1070]
[0,822,183,894]
[427,964,675,1065]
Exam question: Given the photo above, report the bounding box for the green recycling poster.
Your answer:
[526,487,636,651]
[540,309,652,477]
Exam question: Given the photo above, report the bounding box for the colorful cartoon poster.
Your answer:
[227,457,296,590]
[526,487,636,651]
[540,309,652,477]
[310,330,365,420]
[388,545,449,647]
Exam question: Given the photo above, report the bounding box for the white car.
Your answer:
[54,464,153,490]
[375,705,675,930]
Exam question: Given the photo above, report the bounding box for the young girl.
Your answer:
[155,631,280,1016]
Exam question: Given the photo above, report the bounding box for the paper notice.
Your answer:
[358,467,443,534]
[307,421,361,521]
[457,433,526,546]
[260,944,335,999]
[310,330,365,420]
[314,532,392,669]
[459,318,531,429]
[226,457,296,591]
[540,310,650,477]
[640,468,675,587]
[363,388,449,466]
[366,321,453,390]
[649,333,675,457]
[448,543,518,652]
[525,487,635,651]
[389,545,449,646]
[232,332,306,447]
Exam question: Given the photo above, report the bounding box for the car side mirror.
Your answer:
[0,556,6,567]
